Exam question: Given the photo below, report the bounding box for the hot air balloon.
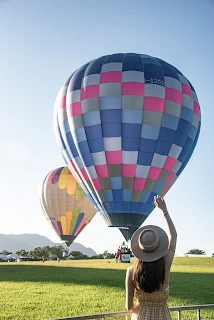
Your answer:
[54,53,201,241]
[40,166,97,246]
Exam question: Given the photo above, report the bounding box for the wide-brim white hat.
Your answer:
[131,225,169,262]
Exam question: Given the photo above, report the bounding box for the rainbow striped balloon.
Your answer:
[40,167,97,246]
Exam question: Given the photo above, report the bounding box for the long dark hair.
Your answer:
[132,257,165,293]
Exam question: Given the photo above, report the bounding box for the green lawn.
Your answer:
[0,258,213,320]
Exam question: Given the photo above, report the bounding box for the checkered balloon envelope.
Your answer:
[54,53,201,241]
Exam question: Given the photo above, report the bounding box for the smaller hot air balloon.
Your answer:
[39,167,97,246]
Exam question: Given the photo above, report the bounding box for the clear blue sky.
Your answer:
[0,0,213,255]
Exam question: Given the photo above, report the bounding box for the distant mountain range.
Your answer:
[0,234,97,257]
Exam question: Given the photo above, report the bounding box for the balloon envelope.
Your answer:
[40,167,97,246]
[54,53,201,240]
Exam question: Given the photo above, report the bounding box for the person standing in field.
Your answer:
[115,249,120,263]
[125,196,177,320]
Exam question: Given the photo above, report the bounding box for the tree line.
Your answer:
[0,247,115,260]
[185,249,206,255]
[1,248,210,260]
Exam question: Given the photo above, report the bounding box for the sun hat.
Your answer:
[131,225,169,262]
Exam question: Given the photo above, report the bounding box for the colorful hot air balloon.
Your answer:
[40,167,97,246]
[54,53,201,241]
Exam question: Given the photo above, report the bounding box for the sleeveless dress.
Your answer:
[131,286,172,320]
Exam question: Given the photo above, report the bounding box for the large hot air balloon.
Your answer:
[54,53,201,241]
[40,167,97,246]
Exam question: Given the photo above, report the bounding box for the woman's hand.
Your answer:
[154,195,168,214]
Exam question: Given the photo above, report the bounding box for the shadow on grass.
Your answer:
[0,264,126,288]
[0,264,213,305]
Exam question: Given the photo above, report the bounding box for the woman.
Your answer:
[125,196,177,320]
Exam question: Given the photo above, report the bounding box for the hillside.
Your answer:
[0,234,97,257]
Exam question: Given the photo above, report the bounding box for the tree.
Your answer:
[50,246,64,259]
[103,250,109,259]
[16,250,29,256]
[29,247,50,260]
[70,251,88,260]
[103,251,115,259]
[186,249,206,255]
[0,250,12,255]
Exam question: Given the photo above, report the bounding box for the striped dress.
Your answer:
[131,287,172,320]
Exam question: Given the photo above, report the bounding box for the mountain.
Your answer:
[0,234,97,257]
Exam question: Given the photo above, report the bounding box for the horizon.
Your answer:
[0,232,212,256]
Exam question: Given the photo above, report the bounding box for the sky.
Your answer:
[0,0,213,255]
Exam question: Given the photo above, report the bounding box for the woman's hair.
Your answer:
[132,257,165,293]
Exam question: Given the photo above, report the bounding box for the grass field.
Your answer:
[0,258,213,320]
